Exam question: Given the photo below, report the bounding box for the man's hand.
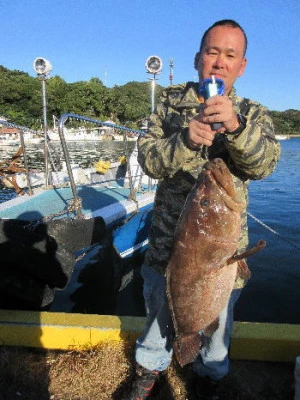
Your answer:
[202,95,239,133]
[188,114,216,148]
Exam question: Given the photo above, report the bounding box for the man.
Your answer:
[126,19,280,400]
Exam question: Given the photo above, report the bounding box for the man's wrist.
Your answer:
[225,114,246,136]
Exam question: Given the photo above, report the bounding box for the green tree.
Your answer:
[0,64,299,134]
[46,75,69,118]
[62,78,110,119]
[0,66,40,126]
[109,81,163,124]
[270,110,300,136]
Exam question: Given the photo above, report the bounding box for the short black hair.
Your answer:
[200,19,248,56]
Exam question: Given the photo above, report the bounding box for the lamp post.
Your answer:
[145,55,163,112]
[33,57,52,186]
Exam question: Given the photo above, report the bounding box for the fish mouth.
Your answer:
[202,158,223,169]
[202,158,226,179]
[202,159,245,212]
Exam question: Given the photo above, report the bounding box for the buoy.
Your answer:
[93,160,111,174]
[118,155,127,164]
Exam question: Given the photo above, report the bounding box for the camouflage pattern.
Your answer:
[138,82,281,288]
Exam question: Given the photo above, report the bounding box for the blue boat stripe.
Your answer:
[119,239,149,258]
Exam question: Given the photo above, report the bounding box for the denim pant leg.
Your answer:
[192,288,242,381]
[135,264,174,372]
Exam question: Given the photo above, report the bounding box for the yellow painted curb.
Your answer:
[0,310,299,362]
[231,321,300,362]
[0,310,143,350]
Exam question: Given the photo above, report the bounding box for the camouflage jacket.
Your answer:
[137,82,281,287]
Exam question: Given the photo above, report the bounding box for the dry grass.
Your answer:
[0,341,295,400]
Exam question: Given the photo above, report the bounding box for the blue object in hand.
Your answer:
[199,76,225,130]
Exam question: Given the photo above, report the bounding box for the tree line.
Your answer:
[0,65,299,135]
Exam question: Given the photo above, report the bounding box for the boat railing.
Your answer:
[57,113,150,218]
[0,116,153,219]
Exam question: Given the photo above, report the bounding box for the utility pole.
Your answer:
[169,58,174,86]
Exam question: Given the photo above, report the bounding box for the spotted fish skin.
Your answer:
[166,158,246,367]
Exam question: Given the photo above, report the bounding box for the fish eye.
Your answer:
[200,199,209,206]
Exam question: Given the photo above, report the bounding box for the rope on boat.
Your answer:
[0,147,27,194]
[247,211,300,251]
[26,197,83,229]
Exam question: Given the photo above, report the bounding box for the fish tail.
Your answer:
[174,333,202,367]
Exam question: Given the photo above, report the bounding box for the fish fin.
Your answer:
[174,333,202,367]
[203,317,219,337]
[237,259,251,280]
[227,240,266,264]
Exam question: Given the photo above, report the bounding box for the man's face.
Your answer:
[197,26,247,95]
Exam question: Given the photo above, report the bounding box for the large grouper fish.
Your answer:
[166,158,265,367]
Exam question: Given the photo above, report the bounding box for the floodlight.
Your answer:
[33,57,53,75]
[145,56,163,75]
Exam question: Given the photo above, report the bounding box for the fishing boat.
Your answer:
[0,115,156,314]
[275,134,290,140]
[47,123,137,142]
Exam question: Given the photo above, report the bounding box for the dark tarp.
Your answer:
[0,216,106,310]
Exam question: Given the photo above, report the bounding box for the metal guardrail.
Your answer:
[57,113,146,219]
[57,113,146,136]
[0,116,148,219]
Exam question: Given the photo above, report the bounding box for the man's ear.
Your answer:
[238,57,247,77]
[194,52,200,70]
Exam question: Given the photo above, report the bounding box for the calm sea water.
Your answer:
[0,140,136,200]
[235,137,300,323]
[0,140,136,170]
[0,138,299,323]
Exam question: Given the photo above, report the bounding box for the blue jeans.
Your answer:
[135,264,242,380]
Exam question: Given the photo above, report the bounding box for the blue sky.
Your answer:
[1,0,299,111]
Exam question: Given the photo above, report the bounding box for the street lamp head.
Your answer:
[145,55,162,75]
[33,57,53,76]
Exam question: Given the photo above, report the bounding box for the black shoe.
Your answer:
[195,376,221,400]
[125,364,160,400]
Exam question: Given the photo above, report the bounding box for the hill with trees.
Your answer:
[0,65,299,135]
